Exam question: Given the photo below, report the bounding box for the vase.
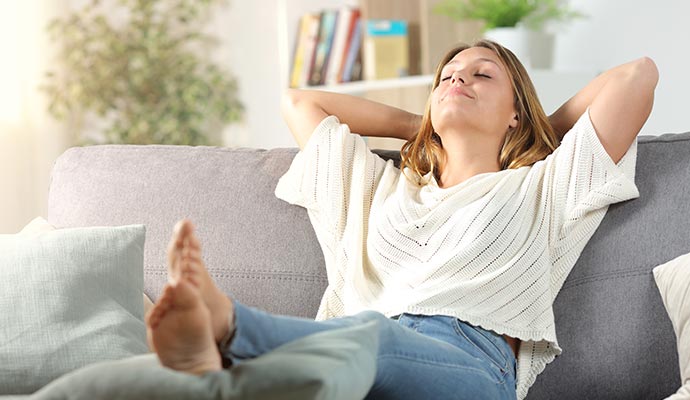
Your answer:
[483,26,531,68]
[529,30,555,69]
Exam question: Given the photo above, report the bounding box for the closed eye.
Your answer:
[441,73,490,82]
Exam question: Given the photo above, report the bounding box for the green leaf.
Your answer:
[433,0,585,31]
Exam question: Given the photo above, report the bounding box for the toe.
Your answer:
[167,244,183,280]
[182,268,201,287]
[168,219,193,257]
[185,248,203,264]
[188,231,202,252]
[157,284,176,309]
[145,308,155,326]
[176,219,195,244]
[146,303,167,329]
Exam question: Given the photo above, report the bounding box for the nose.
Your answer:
[450,70,466,85]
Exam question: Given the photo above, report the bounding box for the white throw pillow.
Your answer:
[19,216,58,236]
[20,217,155,324]
[653,251,690,400]
[0,220,148,394]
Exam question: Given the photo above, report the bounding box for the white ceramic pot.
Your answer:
[483,26,531,68]
[529,30,555,69]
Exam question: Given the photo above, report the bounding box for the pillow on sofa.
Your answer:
[31,319,380,400]
[0,221,149,394]
[19,216,58,236]
[653,251,690,399]
[20,217,155,347]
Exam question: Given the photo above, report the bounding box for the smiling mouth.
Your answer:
[445,86,473,100]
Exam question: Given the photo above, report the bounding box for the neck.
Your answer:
[436,129,502,189]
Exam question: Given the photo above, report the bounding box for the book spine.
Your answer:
[341,16,362,83]
[325,7,354,85]
[298,14,320,88]
[309,10,337,86]
[289,15,310,88]
[337,8,361,83]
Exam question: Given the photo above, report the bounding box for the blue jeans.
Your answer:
[223,302,517,400]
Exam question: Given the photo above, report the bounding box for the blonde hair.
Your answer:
[400,40,560,185]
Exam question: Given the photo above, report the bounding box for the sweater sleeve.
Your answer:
[545,108,639,283]
[274,115,388,239]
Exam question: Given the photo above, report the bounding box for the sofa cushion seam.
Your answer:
[146,269,328,282]
[561,270,650,290]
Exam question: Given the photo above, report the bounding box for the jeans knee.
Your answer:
[352,311,398,343]
[353,310,389,325]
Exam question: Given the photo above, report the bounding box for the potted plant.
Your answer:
[433,0,585,68]
[42,0,243,145]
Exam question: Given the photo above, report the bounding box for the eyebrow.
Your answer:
[444,57,502,69]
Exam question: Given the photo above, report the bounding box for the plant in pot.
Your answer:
[42,0,243,145]
[433,0,585,68]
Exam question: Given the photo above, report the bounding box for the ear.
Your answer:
[508,113,518,129]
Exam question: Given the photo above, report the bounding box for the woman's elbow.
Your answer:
[281,88,299,115]
[633,56,659,90]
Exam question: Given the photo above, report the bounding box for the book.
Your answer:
[325,6,355,85]
[341,13,362,83]
[308,9,338,86]
[363,19,409,80]
[350,41,363,82]
[337,8,361,83]
[290,13,320,88]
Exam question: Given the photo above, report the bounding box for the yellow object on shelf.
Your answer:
[363,19,409,80]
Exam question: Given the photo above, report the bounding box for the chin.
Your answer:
[432,112,473,133]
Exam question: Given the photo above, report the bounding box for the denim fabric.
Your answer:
[225,302,517,400]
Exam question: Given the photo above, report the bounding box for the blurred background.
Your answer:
[1,0,688,233]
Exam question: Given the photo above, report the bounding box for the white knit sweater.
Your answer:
[275,109,639,399]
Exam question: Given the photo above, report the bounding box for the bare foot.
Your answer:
[146,277,221,375]
[167,219,235,343]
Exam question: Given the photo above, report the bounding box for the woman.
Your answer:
[146,40,658,400]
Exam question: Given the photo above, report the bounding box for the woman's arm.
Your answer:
[281,89,422,150]
[548,57,659,164]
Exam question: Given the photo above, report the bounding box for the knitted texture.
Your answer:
[275,109,639,399]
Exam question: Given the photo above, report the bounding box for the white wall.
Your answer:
[206,0,287,149]
[554,0,690,136]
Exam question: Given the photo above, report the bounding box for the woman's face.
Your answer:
[430,46,517,140]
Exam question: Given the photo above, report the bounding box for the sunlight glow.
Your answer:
[0,2,37,124]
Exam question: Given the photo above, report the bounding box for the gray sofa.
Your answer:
[44,130,689,399]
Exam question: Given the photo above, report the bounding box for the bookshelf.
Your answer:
[278,0,466,92]
[278,0,597,150]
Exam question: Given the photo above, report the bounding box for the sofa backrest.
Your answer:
[48,133,689,399]
[48,145,330,318]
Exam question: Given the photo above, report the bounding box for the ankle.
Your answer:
[215,297,236,345]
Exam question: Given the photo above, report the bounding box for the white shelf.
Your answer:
[297,69,597,95]
[300,74,434,94]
